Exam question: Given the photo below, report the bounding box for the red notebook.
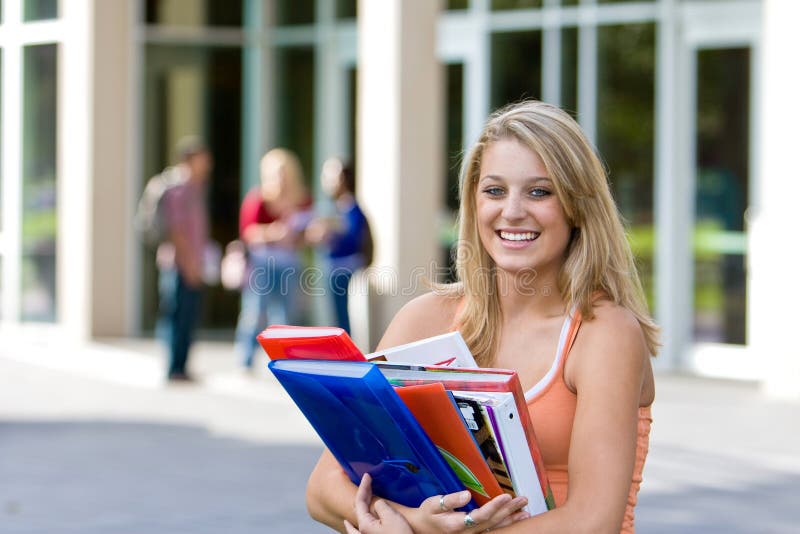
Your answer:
[395,383,504,506]
[257,325,366,362]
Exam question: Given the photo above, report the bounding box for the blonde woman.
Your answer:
[306,101,657,533]
[234,148,312,369]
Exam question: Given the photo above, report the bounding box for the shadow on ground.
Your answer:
[0,421,329,534]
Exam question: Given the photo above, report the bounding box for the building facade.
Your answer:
[0,0,797,396]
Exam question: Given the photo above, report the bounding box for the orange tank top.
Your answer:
[525,310,652,534]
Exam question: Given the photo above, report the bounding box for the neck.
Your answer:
[495,269,565,320]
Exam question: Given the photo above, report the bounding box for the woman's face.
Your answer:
[261,162,286,202]
[475,137,571,281]
[320,158,344,198]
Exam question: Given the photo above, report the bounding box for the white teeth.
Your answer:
[500,231,537,241]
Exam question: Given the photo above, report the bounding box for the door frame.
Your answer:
[675,0,761,380]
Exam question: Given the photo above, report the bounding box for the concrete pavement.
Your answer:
[1,333,798,533]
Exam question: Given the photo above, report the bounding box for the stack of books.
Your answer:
[258,325,555,515]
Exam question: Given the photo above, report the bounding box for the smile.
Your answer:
[498,230,539,242]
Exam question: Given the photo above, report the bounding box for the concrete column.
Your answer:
[752,0,800,399]
[357,0,444,348]
[88,0,134,337]
[59,0,94,342]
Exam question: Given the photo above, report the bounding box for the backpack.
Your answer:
[134,166,185,247]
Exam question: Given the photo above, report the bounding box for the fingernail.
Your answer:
[460,491,471,501]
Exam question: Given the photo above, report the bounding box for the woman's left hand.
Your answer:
[343,474,413,534]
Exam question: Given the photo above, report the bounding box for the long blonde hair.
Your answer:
[445,101,659,365]
[259,148,308,213]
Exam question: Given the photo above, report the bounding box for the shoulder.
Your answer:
[375,291,462,351]
[241,188,262,207]
[567,300,648,391]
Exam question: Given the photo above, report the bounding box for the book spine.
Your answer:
[487,402,549,515]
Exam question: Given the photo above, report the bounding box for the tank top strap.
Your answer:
[559,308,583,368]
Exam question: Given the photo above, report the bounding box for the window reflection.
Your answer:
[141,45,243,331]
[491,0,543,10]
[447,0,470,9]
[337,0,357,19]
[145,0,242,27]
[596,23,656,306]
[693,47,750,345]
[560,26,578,115]
[274,46,315,188]
[23,0,58,21]
[490,31,542,109]
[22,44,58,322]
[274,0,315,26]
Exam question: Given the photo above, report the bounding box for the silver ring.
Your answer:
[464,514,477,527]
[439,495,447,511]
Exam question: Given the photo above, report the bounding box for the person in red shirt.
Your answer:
[234,148,313,369]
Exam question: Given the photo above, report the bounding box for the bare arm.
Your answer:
[488,304,649,534]
[242,221,292,246]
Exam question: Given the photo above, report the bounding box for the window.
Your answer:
[274,0,315,26]
[596,23,656,306]
[21,44,58,321]
[23,0,58,21]
[274,46,315,187]
[693,47,750,345]
[145,0,242,27]
[141,45,243,330]
[491,0,543,10]
[490,31,542,109]
[337,0,357,19]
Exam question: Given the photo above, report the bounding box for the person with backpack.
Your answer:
[305,157,372,334]
[152,137,213,382]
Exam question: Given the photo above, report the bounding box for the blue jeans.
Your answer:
[157,269,203,376]
[235,253,301,368]
[329,268,354,334]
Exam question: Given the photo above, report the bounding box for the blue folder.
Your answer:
[269,359,476,510]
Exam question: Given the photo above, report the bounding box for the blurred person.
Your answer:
[306,101,658,533]
[235,148,312,369]
[305,157,372,334]
[156,137,213,382]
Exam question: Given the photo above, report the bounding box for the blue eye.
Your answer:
[483,186,504,196]
[530,188,550,198]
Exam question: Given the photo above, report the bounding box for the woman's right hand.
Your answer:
[343,474,413,534]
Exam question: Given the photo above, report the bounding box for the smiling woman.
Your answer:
[475,139,572,283]
[306,101,658,534]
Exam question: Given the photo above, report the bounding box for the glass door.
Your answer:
[678,1,760,379]
[140,45,243,335]
[692,47,749,346]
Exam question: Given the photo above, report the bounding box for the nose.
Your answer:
[501,192,525,221]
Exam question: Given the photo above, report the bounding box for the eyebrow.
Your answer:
[479,175,551,184]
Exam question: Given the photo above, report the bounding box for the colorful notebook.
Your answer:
[366,332,478,367]
[258,325,366,361]
[377,362,555,514]
[269,359,476,510]
[395,383,504,505]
